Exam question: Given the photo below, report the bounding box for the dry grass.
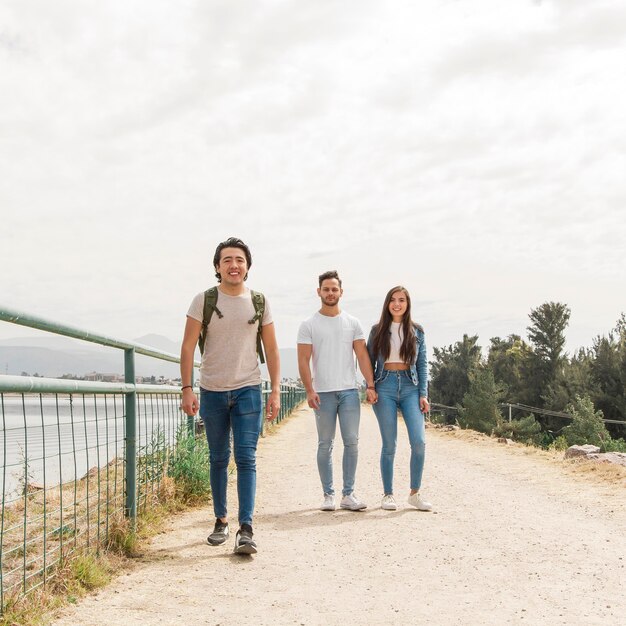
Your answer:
[0,455,181,624]
[429,424,626,486]
[0,400,308,624]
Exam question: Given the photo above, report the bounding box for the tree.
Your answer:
[487,334,532,403]
[458,367,505,434]
[589,314,626,436]
[543,348,596,412]
[526,302,571,405]
[563,395,610,447]
[430,334,482,407]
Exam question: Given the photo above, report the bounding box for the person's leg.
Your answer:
[200,389,231,521]
[372,374,400,496]
[336,389,361,496]
[315,392,339,496]
[397,374,426,492]
[230,385,263,526]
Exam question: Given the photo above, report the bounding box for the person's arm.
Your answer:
[297,343,320,409]
[417,332,430,413]
[180,316,202,415]
[261,322,281,420]
[353,339,377,404]
[366,325,377,372]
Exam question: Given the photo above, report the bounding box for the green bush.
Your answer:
[493,414,543,446]
[458,368,505,434]
[168,426,211,502]
[563,395,610,447]
[548,435,569,451]
[601,438,626,453]
[428,411,449,426]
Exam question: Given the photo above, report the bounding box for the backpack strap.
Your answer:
[198,287,223,356]
[248,290,266,364]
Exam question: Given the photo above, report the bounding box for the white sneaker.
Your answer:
[381,494,397,510]
[340,493,367,511]
[320,494,335,511]
[407,492,432,511]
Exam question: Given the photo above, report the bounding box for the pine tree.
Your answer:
[458,368,505,435]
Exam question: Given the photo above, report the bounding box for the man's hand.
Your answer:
[366,388,378,404]
[420,397,430,414]
[266,389,281,421]
[307,390,321,410]
[181,388,199,416]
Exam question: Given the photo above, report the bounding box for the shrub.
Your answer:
[563,395,610,447]
[493,414,543,446]
[601,438,626,453]
[168,426,211,503]
[549,435,569,451]
[458,368,505,434]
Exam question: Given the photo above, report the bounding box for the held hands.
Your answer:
[266,390,281,421]
[365,387,378,404]
[181,388,199,416]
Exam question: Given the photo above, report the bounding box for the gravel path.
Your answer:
[53,405,626,626]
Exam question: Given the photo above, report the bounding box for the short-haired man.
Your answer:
[297,270,377,511]
[180,237,280,554]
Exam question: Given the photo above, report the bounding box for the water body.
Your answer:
[1,394,185,499]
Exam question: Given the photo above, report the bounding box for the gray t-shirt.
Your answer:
[297,311,365,393]
[187,288,273,391]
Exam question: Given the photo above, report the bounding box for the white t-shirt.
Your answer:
[187,288,273,391]
[386,322,404,364]
[297,311,365,393]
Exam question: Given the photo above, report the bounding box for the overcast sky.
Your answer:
[1,0,625,359]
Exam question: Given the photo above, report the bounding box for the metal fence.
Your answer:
[0,306,306,609]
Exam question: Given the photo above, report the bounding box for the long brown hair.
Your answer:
[371,286,417,364]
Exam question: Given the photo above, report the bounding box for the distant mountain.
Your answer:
[0,336,301,381]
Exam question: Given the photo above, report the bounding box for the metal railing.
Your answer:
[0,306,306,609]
[430,401,626,426]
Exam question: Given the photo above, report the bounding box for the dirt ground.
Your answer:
[52,405,626,626]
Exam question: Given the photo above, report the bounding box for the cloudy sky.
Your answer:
[1,0,625,359]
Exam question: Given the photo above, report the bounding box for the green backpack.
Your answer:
[197,287,266,364]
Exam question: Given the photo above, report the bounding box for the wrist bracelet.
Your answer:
[181,385,192,391]
[367,385,375,390]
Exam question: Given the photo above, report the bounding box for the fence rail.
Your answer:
[0,306,306,610]
[430,402,626,426]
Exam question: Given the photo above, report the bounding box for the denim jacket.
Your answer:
[366,323,428,398]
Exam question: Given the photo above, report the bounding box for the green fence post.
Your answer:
[124,348,137,525]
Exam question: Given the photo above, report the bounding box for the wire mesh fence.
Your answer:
[0,382,306,609]
[0,387,184,606]
[0,305,306,611]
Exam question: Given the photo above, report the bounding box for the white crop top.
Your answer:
[385,322,404,364]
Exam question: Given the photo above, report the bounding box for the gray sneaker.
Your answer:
[234,523,257,555]
[207,520,229,545]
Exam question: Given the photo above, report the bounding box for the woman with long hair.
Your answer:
[367,286,432,511]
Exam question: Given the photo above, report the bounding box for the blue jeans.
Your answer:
[373,371,426,494]
[315,389,360,496]
[200,385,262,526]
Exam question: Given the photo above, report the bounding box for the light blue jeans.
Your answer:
[199,385,263,526]
[315,389,360,496]
[373,371,426,494]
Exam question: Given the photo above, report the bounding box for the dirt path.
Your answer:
[53,406,626,626]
